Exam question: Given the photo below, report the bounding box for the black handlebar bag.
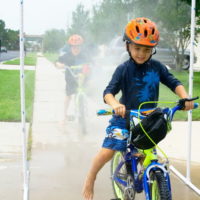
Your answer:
[130,108,169,150]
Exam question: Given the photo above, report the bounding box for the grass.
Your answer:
[3,53,37,66]
[159,70,200,120]
[0,70,35,121]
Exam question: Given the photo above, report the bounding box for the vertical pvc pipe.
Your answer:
[170,3,200,194]
[187,0,196,181]
[20,0,29,199]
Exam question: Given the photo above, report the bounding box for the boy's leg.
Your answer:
[64,94,72,119]
[82,147,115,200]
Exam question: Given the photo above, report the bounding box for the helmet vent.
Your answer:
[144,29,148,37]
[152,28,155,35]
[136,26,140,33]
[144,19,147,23]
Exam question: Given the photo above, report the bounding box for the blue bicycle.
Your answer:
[97,97,199,200]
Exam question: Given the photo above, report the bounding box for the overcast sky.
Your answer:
[0,0,101,35]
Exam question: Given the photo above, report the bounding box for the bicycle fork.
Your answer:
[143,162,171,200]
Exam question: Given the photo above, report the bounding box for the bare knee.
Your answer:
[97,148,115,163]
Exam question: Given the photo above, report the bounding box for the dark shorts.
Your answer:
[65,69,78,96]
[102,115,129,152]
[65,81,77,96]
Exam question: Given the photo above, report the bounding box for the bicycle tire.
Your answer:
[149,170,172,200]
[77,93,87,134]
[111,152,136,200]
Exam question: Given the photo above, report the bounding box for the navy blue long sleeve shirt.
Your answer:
[103,58,182,109]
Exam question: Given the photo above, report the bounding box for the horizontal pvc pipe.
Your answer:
[170,165,200,196]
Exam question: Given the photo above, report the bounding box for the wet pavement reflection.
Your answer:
[29,120,200,200]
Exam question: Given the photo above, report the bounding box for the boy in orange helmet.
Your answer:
[56,34,90,121]
[82,18,193,200]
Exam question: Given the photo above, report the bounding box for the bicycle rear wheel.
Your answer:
[149,170,172,200]
[111,152,136,200]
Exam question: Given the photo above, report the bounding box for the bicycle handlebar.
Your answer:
[194,102,199,109]
[97,97,199,117]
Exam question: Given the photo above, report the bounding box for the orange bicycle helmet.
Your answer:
[123,18,159,47]
[68,34,84,46]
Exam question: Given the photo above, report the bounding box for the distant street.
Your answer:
[0,51,19,62]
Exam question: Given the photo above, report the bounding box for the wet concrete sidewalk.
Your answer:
[0,63,33,199]
[0,122,29,200]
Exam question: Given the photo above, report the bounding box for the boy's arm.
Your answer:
[175,85,194,110]
[104,93,126,118]
[55,61,65,69]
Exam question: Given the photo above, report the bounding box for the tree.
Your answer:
[0,20,6,46]
[4,29,19,50]
[89,0,129,44]
[180,0,200,28]
[130,0,199,70]
[43,29,66,52]
[67,4,90,42]
[65,0,199,70]
[66,1,140,45]
[0,19,19,50]
[181,0,200,17]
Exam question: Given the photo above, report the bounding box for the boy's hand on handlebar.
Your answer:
[55,62,65,69]
[178,97,199,110]
[184,100,194,111]
[112,103,126,118]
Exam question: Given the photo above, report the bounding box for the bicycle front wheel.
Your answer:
[111,152,136,200]
[149,170,172,200]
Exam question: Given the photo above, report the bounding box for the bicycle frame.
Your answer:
[112,106,183,199]
[65,65,88,134]
[113,144,171,199]
[66,65,87,113]
[75,73,86,106]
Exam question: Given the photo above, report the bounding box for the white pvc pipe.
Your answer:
[168,1,200,197]
[187,0,196,182]
[20,0,29,200]
[170,166,200,196]
[170,1,200,196]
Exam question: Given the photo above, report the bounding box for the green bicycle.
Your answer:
[66,65,88,135]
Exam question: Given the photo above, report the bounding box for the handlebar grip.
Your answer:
[194,103,199,109]
[97,109,113,116]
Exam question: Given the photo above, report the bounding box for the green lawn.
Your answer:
[3,53,37,66]
[159,70,200,120]
[0,70,35,121]
[0,65,199,121]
